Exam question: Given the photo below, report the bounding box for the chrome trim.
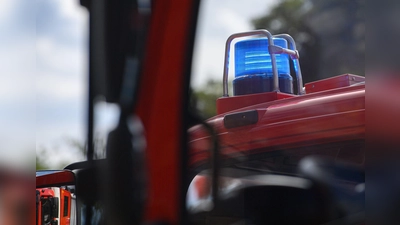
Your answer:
[222,30,278,97]
[274,34,305,95]
[222,30,305,96]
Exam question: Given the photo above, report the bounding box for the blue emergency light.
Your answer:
[233,37,293,95]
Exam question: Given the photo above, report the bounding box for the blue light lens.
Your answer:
[234,37,289,77]
[233,37,293,95]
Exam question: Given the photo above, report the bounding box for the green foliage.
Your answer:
[36,146,71,170]
[252,0,309,34]
[191,79,229,119]
[36,155,48,170]
[36,135,106,171]
[252,0,320,83]
[191,80,220,119]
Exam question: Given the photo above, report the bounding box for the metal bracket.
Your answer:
[222,29,305,97]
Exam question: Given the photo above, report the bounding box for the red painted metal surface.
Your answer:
[36,171,75,188]
[36,188,56,225]
[60,188,72,225]
[135,0,196,223]
[217,91,295,114]
[37,188,55,197]
[189,83,365,169]
[36,187,72,225]
[305,74,365,94]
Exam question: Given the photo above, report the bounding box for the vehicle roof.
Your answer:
[189,83,365,169]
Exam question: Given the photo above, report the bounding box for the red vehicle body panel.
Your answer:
[36,188,55,225]
[217,91,296,115]
[36,171,75,188]
[135,0,197,222]
[305,74,364,94]
[59,188,72,225]
[189,82,365,169]
[36,187,72,225]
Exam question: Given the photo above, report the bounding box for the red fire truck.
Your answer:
[188,30,365,170]
[185,30,364,225]
[36,173,75,225]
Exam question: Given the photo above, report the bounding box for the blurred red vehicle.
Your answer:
[36,186,74,225]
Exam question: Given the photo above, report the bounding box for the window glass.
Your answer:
[64,196,69,217]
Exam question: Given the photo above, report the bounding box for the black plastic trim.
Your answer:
[224,110,258,129]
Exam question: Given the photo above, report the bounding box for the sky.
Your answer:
[192,0,279,87]
[0,0,36,171]
[36,0,89,168]
[30,0,278,169]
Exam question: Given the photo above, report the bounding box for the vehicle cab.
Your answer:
[187,30,365,225]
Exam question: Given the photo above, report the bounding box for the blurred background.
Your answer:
[0,0,35,171]
[1,1,35,224]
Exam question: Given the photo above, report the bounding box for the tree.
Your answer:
[252,0,320,83]
[36,135,106,170]
[36,155,48,170]
[252,0,364,83]
[191,79,230,119]
[65,135,106,160]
